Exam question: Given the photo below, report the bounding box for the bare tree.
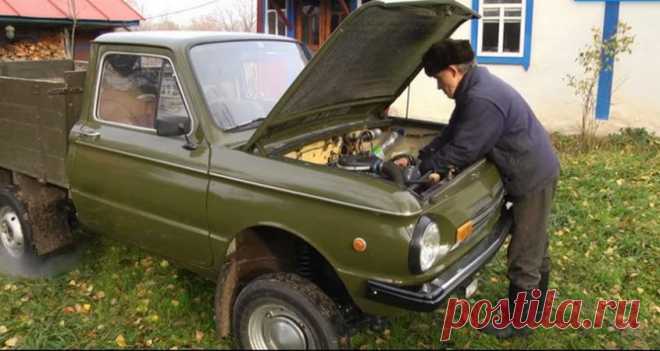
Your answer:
[140,19,182,31]
[202,0,257,32]
[188,15,223,31]
[65,0,78,59]
[127,0,257,33]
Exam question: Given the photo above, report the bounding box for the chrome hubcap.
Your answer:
[0,206,24,258]
[248,303,310,350]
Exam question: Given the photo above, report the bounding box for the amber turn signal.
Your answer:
[456,221,474,242]
[353,237,367,252]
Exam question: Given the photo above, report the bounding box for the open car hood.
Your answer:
[246,0,477,153]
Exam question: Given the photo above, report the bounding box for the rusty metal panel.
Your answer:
[13,173,73,255]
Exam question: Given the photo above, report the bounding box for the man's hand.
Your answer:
[429,173,442,184]
[393,157,410,168]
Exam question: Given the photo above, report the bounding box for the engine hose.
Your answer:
[379,160,406,189]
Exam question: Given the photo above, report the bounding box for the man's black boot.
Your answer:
[536,271,550,321]
[509,284,533,337]
[479,284,536,338]
[478,285,518,338]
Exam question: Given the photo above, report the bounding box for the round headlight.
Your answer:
[409,216,450,274]
[419,222,441,271]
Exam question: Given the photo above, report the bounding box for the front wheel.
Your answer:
[232,273,346,350]
[0,186,39,263]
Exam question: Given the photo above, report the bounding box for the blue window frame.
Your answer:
[471,0,534,70]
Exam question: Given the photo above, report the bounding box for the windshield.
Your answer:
[190,41,308,130]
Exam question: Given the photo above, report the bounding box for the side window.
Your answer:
[97,54,190,129]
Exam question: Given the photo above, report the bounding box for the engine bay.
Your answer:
[283,125,455,193]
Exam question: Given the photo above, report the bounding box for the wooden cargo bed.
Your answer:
[0,60,85,188]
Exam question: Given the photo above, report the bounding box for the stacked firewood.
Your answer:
[0,34,67,61]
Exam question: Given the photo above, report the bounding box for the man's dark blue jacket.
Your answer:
[419,66,560,197]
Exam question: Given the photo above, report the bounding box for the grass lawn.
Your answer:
[0,129,658,349]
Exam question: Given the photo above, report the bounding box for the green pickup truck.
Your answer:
[0,1,511,349]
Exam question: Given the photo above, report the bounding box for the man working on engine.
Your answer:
[396,39,560,338]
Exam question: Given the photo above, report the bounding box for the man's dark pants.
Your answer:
[507,179,558,290]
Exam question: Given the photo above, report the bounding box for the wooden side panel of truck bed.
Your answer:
[0,60,85,188]
[0,60,75,80]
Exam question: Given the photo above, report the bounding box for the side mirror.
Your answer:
[155,116,191,137]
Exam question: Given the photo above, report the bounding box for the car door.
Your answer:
[67,50,212,267]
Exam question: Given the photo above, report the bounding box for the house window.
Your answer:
[267,0,287,36]
[478,0,525,56]
[471,0,533,70]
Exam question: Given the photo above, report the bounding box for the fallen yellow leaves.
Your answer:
[4,337,18,347]
[115,334,127,348]
[605,340,619,349]
[63,303,92,315]
[0,326,7,335]
[93,291,106,301]
[75,304,90,314]
[146,314,160,323]
[3,284,17,292]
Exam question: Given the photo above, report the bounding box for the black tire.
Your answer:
[0,186,40,263]
[232,272,346,350]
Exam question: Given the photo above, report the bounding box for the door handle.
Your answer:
[80,129,101,138]
[75,126,101,141]
[70,124,101,142]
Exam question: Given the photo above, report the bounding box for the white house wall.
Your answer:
[390,0,660,134]
[611,3,660,134]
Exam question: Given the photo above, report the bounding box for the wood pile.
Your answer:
[0,34,67,61]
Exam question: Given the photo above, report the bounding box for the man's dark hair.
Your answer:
[422,39,475,77]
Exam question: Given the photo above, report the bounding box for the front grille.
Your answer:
[472,186,505,234]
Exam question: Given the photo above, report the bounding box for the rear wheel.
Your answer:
[0,187,39,262]
[232,272,346,350]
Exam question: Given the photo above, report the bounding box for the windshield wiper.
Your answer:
[225,117,267,132]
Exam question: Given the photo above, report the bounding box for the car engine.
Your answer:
[284,126,444,189]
